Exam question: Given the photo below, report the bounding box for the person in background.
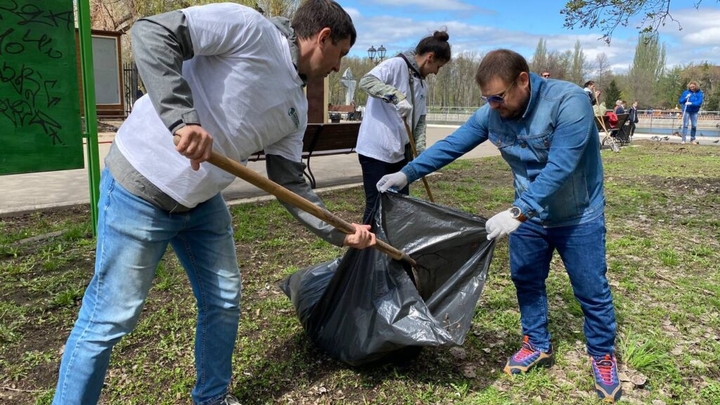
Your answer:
[614,100,625,115]
[51,2,375,405]
[377,49,621,403]
[678,81,704,144]
[583,80,600,106]
[627,101,639,139]
[541,71,550,79]
[355,30,451,223]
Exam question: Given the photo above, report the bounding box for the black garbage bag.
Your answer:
[279,192,495,366]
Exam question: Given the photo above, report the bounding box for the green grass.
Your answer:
[0,141,719,404]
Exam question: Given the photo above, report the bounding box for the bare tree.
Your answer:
[529,40,577,81]
[591,52,614,95]
[594,53,611,77]
[561,0,718,43]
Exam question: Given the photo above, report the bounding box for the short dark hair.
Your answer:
[415,30,451,63]
[292,0,356,46]
[475,49,528,87]
[584,80,595,88]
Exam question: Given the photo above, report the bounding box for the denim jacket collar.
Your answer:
[521,73,543,120]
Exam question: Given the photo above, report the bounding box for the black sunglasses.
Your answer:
[481,81,516,104]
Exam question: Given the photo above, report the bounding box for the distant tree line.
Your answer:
[330,33,720,111]
[86,0,719,111]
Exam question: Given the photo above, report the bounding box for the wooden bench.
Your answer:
[247,122,360,188]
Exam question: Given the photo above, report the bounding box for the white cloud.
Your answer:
[683,27,720,45]
[647,7,720,66]
[353,15,493,56]
[655,7,720,35]
[350,6,718,74]
[660,8,720,47]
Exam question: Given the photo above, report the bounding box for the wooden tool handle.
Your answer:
[403,121,435,202]
[172,136,416,266]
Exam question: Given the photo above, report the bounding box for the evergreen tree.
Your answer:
[627,32,665,107]
[530,39,548,74]
[603,80,622,111]
[655,66,685,109]
[705,88,720,111]
[569,40,586,84]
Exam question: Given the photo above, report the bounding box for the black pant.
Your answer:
[359,154,409,224]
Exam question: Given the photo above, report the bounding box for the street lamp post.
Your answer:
[367,45,386,64]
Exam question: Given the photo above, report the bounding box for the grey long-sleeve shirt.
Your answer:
[111,5,346,246]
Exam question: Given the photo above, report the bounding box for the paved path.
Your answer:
[2,125,716,216]
[0,125,498,216]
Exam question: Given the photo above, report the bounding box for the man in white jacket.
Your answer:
[52,2,374,404]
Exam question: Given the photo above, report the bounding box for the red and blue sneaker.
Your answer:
[503,335,554,375]
[591,354,622,402]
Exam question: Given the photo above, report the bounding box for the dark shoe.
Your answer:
[590,354,622,403]
[219,394,241,405]
[503,335,554,375]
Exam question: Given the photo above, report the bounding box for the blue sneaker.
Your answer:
[591,354,622,402]
[503,335,554,375]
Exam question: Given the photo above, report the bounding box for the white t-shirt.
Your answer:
[115,4,307,207]
[355,57,427,163]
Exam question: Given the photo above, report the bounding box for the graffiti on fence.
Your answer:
[0,0,83,175]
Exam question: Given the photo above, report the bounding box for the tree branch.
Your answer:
[561,0,712,43]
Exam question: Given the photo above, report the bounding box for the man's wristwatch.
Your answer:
[509,206,527,222]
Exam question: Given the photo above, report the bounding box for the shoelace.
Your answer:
[593,355,617,384]
[514,337,537,361]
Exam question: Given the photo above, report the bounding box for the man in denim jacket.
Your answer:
[377,49,621,403]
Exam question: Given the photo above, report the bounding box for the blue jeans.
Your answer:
[508,214,616,357]
[682,110,698,142]
[359,154,409,223]
[53,168,241,405]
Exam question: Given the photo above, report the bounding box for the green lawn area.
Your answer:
[1,140,719,404]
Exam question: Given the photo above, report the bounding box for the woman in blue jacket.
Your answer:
[678,81,704,144]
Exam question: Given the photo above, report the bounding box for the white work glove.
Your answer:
[485,210,522,240]
[395,99,413,118]
[685,100,692,105]
[376,172,408,193]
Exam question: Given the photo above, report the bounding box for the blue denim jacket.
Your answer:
[402,73,605,227]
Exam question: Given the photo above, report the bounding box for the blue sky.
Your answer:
[339,0,720,73]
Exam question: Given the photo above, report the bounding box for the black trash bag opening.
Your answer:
[280,192,495,366]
